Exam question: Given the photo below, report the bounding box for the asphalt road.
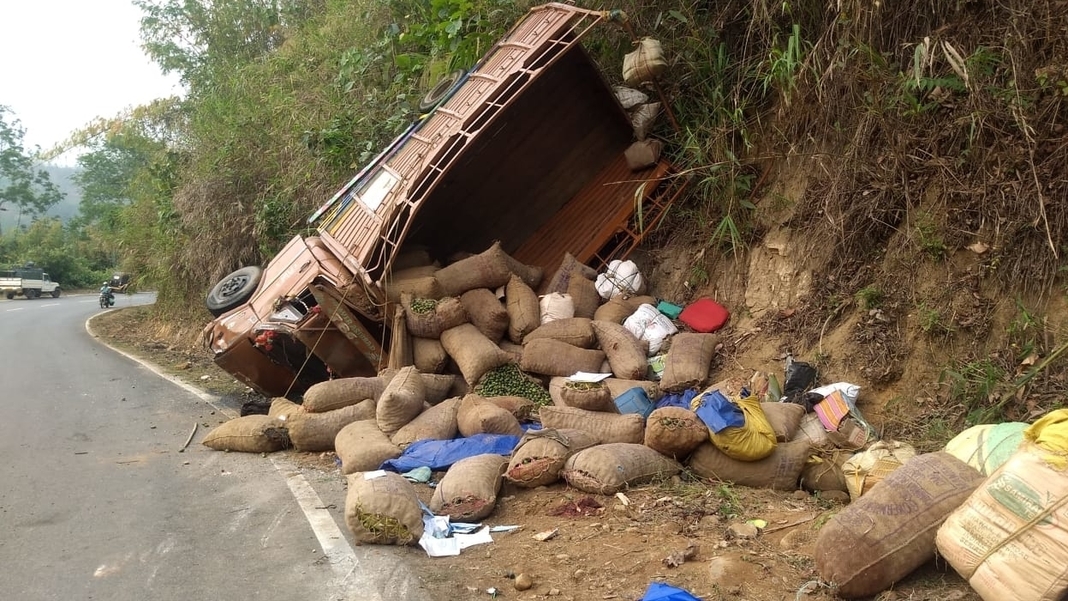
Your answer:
[0,293,429,601]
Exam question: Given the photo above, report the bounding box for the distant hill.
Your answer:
[0,164,81,233]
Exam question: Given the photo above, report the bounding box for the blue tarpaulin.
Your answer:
[639,582,702,601]
[656,388,699,410]
[380,434,520,472]
[693,389,745,433]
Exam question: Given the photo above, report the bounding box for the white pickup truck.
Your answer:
[0,267,61,299]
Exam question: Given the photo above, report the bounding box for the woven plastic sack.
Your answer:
[842,440,918,501]
[623,303,678,355]
[943,422,1027,476]
[595,260,645,300]
[623,37,668,86]
[700,394,777,461]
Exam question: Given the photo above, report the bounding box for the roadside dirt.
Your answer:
[91,305,981,601]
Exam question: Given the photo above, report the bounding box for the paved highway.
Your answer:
[0,293,428,601]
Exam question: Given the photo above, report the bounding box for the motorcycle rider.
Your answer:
[99,282,115,306]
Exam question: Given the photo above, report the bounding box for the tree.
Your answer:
[0,107,64,235]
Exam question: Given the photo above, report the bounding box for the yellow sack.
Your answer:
[707,395,777,461]
[1025,408,1068,468]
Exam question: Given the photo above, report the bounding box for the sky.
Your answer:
[0,0,183,165]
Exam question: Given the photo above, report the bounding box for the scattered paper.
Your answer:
[615,492,630,506]
[533,528,559,541]
[363,470,388,480]
[489,525,521,533]
[419,526,494,557]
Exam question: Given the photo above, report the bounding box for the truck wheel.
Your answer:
[419,69,465,113]
[52,288,61,298]
[206,266,263,317]
[5,292,12,300]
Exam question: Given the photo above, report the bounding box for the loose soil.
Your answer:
[91,306,982,601]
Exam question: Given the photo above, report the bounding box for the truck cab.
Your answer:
[203,3,687,398]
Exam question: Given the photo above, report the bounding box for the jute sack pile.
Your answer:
[430,454,508,521]
[605,378,662,401]
[441,323,511,385]
[412,337,448,373]
[485,395,535,421]
[521,338,606,376]
[384,271,444,304]
[815,452,983,599]
[761,402,806,442]
[269,397,302,420]
[936,436,1068,601]
[457,394,523,437]
[594,297,635,324]
[336,420,402,474]
[523,317,596,348]
[460,288,509,343]
[539,405,644,444]
[591,320,648,380]
[390,397,461,448]
[344,472,424,545]
[498,340,524,364]
[402,294,468,339]
[563,443,682,494]
[687,440,811,491]
[506,274,540,344]
[288,400,375,452]
[434,241,515,297]
[376,366,426,436]
[644,407,707,460]
[567,268,601,319]
[302,376,385,413]
[549,377,615,413]
[542,252,597,295]
[419,373,456,404]
[506,428,601,487]
[659,333,717,392]
[203,415,289,453]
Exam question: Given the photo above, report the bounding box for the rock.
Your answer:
[514,573,533,591]
[792,489,810,500]
[727,522,759,539]
[548,588,561,596]
[660,521,684,535]
[572,569,586,581]
[707,556,742,581]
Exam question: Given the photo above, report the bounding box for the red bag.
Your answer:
[679,298,729,333]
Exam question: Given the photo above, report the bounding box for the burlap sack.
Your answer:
[202,415,289,453]
[591,320,648,380]
[419,373,455,404]
[506,428,601,487]
[402,294,469,339]
[792,412,833,449]
[413,337,448,374]
[815,452,983,599]
[549,377,615,412]
[386,305,413,370]
[460,288,509,342]
[644,407,707,460]
[430,454,508,520]
[506,274,540,344]
[761,402,806,442]
[521,338,606,377]
[336,420,403,474]
[384,274,444,304]
[390,264,438,280]
[435,241,517,296]
[485,395,535,421]
[843,440,918,500]
[288,400,375,452]
[563,443,682,494]
[390,397,460,448]
[605,378,662,401]
[542,252,598,295]
[568,269,601,318]
[523,317,596,348]
[457,394,523,437]
[269,398,302,420]
[498,341,524,364]
[539,405,644,444]
[800,450,853,493]
[594,297,635,324]
[376,366,426,436]
[302,376,385,413]
[658,333,718,393]
[344,472,424,545]
[441,323,511,385]
[687,440,811,490]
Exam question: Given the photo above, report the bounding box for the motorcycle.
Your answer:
[99,285,115,308]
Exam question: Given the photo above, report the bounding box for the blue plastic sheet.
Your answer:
[380,434,521,472]
[656,389,699,410]
[639,582,702,601]
[693,389,745,433]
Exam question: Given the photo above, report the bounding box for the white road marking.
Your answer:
[41,303,60,307]
[6,308,24,312]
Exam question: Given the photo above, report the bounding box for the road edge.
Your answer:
[84,310,431,601]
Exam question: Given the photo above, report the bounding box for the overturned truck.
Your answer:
[203,3,687,398]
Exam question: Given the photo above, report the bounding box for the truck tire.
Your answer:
[206,266,263,317]
[5,292,12,300]
[52,288,61,298]
[419,69,465,113]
